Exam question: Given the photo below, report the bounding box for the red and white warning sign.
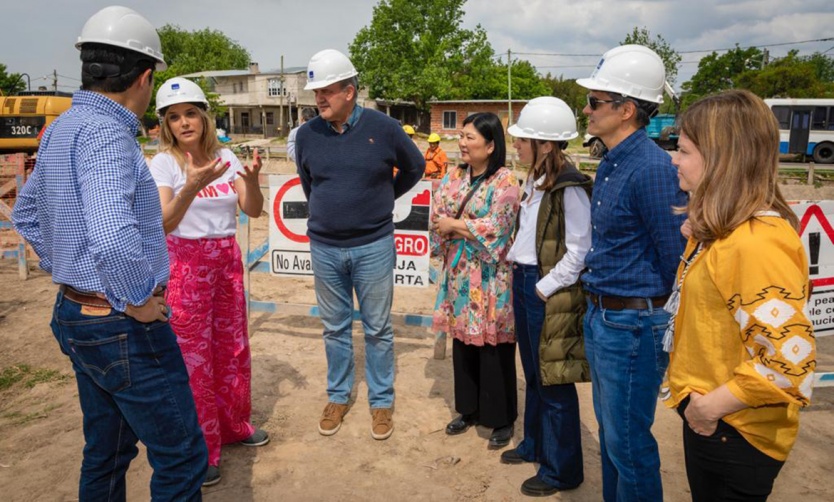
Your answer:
[269,175,312,276]
[393,182,432,287]
[268,175,433,287]
[793,200,834,336]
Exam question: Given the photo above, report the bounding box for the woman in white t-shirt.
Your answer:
[150,77,266,487]
[502,97,593,496]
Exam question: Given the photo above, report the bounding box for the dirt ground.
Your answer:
[1,161,833,501]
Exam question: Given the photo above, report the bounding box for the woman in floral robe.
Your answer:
[431,112,521,449]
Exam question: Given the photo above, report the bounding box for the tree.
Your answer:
[680,45,763,107]
[349,0,544,112]
[736,50,833,98]
[149,25,251,120]
[0,63,27,95]
[681,48,834,105]
[621,27,682,86]
[804,51,834,83]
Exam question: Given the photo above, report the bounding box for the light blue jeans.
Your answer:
[583,300,670,502]
[310,234,396,409]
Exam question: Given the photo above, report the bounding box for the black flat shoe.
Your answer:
[488,424,514,449]
[521,475,560,497]
[445,414,476,435]
[500,448,527,465]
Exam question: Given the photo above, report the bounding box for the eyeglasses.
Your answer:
[586,95,621,110]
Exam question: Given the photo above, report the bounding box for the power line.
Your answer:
[509,37,834,58]
[57,74,81,82]
[678,37,834,54]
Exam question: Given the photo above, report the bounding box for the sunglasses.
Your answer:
[586,95,622,110]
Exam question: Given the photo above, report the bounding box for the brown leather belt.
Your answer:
[59,285,112,308]
[587,293,669,311]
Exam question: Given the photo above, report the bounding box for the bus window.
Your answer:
[812,107,828,130]
[772,106,790,129]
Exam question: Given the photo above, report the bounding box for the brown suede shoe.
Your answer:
[371,408,394,440]
[318,402,349,436]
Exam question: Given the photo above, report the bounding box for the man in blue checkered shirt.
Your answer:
[12,7,207,500]
[576,45,688,502]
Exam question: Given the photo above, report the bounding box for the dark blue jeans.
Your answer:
[512,264,583,489]
[584,300,669,502]
[50,291,207,501]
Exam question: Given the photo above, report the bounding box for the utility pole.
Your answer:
[279,55,285,137]
[507,49,513,128]
[52,70,58,92]
[762,48,769,69]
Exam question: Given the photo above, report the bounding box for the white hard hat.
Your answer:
[76,6,167,71]
[576,44,665,104]
[156,77,208,114]
[304,49,358,90]
[508,96,578,141]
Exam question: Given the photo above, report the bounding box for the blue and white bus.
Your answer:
[765,98,834,164]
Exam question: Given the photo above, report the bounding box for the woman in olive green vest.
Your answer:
[503,97,593,497]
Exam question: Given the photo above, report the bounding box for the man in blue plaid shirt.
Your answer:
[576,45,687,502]
[12,7,207,500]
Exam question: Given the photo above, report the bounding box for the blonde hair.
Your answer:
[158,104,222,169]
[679,89,797,244]
[526,138,571,192]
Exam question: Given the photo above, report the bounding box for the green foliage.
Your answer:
[349,0,546,110]
[804,51,834,83]
[622,26,682,85]
[147,25,251,121]
[681,48,834,106]
[0,63,27,95]
[680,45,762,107]
[503,59,551,99]
[736,52,830,98]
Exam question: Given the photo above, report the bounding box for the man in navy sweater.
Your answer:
[295,49,425,440]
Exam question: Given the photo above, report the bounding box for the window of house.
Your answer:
[266,112,274,125]
[442,110,457,130]
[232,82,238,94]
[268,78,287,97]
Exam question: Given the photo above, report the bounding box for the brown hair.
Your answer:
[525,138,571,192]
[679,89,797,244]
[158,104,222,169]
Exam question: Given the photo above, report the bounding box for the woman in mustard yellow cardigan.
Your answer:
[664,89,816,502]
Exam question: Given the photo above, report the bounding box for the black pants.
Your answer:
[679,398,784,501]
[452,338,517,429]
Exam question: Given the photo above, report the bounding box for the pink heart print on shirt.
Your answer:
[216,183,230,195]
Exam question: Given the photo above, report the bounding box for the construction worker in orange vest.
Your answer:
[424,133,448,179]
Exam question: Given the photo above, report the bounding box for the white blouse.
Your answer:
[507,176,592,297]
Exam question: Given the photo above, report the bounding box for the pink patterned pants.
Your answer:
[166,234,254,467]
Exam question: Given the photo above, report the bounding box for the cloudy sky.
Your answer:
[2,0,832,94]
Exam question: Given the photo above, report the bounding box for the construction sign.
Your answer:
[793,201,834,337]
[268,175,433,287]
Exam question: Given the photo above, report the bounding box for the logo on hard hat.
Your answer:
[591,58,605,77]
[308,70,314,80]
[172,83,180,90]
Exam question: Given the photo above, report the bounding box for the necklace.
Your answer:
[662,242,704,353]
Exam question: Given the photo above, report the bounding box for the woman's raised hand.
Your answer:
[238,147,262,185]
[184,152,230,193]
